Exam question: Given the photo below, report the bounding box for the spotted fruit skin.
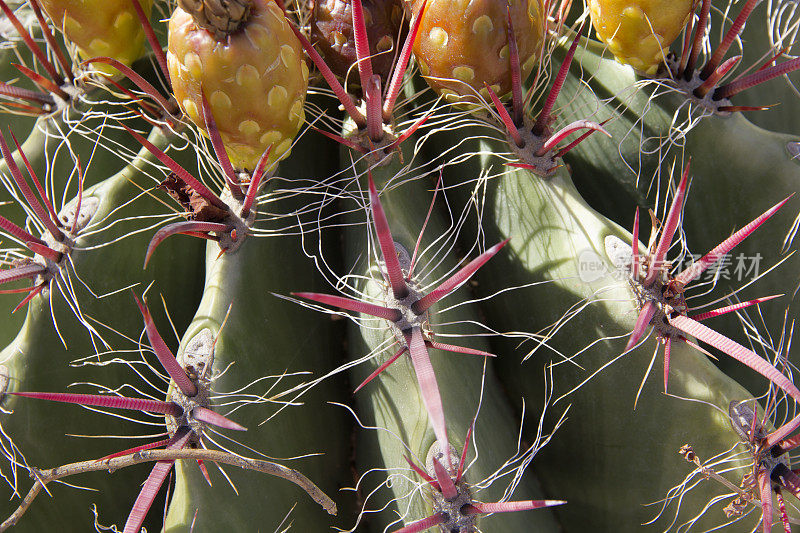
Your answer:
[312,0,407,96]
[588,0,693,75]
[39,0,152,75]
[404,0,545,102]
[167,0,308,171]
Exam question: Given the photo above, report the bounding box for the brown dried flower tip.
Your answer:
[158,175,229,223]
[177,0,252,39]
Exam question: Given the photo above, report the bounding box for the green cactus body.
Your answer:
[338,154,560,531]
[0,111,175,344]
[161,160,352,530]
[553,37,667,211]
[162,239,352,531]
[3,1,800,529]
[676,114,799,384]
[555,38,799,382]
[588,0,692,75]
[406,0,545,102]
[557,35,799,220]
[38,0,152,76]
[167,0,308,171]
[0,127,204,529]
[678,113,799,291]
[0,107,152,211]
[438,150,765,531]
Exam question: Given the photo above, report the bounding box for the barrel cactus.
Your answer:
[0,0,798,532]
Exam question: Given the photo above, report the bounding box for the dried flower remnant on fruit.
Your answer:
[177,0,252,39]
[159,174,229,223]
[608,162,794,399]
[588,0,692,75]
[405,0,545,103]
[168,0,308,171]
[125,120,269,266]
[394,441,565,532]
[312,0,408,96]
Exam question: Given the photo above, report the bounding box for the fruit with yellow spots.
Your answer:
[167,0,308,171]
[588,0,693,75]
[38,0,153,76]
[404,0,545,102]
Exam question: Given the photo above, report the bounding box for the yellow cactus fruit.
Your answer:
[588,0,694,75]
[39,0,153,76]
[404,0,545,103]
[167,0,308,171]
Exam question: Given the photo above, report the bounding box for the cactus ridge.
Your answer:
[341,161,563,530]
[296,173,509,463]
[0,128,126,327]
[0,121,207,527]
[2,286,333,530]
[427,129,792,527]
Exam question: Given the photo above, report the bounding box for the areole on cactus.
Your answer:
[0,0,799,531]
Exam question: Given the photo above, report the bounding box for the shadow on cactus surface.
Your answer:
[0,0,799,531]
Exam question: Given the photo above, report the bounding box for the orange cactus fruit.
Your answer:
[588,0,694,75]
[404,0,545,103]
[38,0,153,75]
[167,0,308,171]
